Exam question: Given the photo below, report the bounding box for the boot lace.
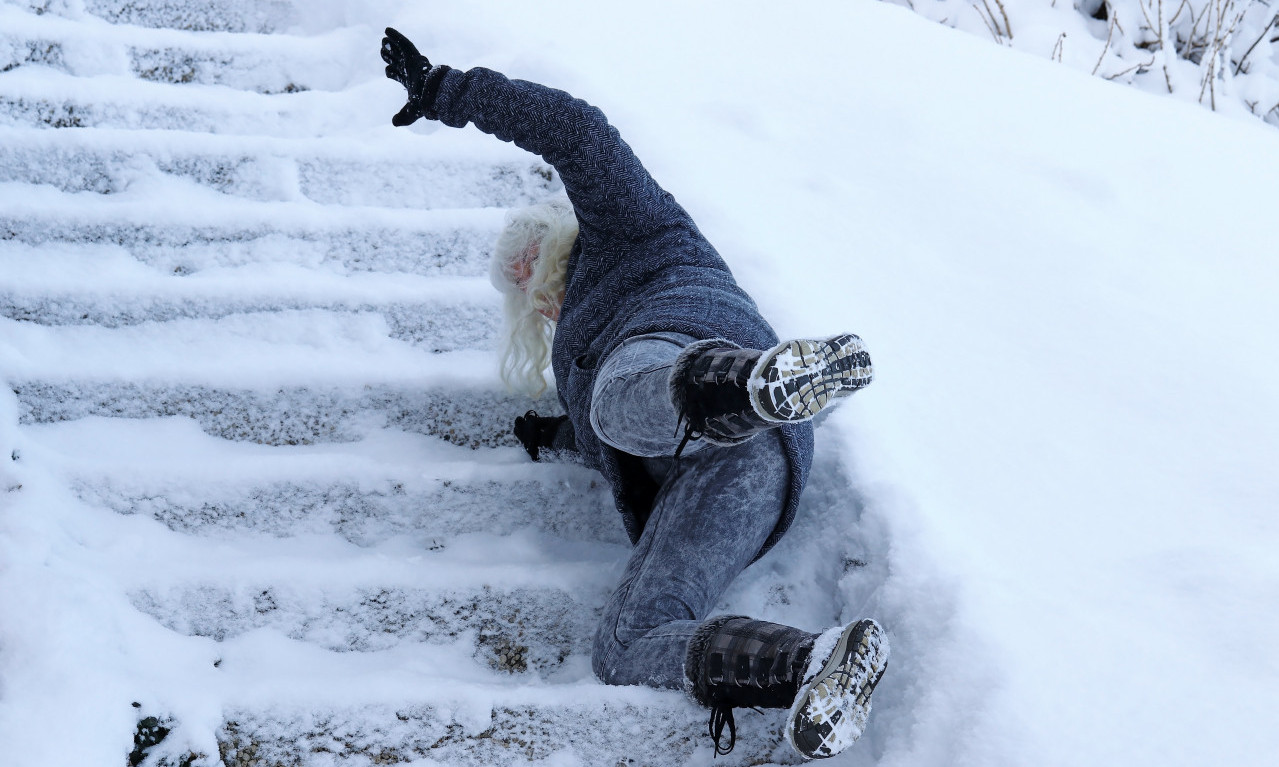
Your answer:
[672,414,702,462]
[708,703,736,756]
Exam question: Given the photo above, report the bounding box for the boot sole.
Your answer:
[748,334,873,423]
[785,619,889,760]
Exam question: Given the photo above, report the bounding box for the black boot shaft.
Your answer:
[669,334,874,450]
[669,340,772,447]
[686,616,814,710]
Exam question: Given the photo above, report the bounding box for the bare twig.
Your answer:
[1233,12,1274,74]
[1053,33,1067,62]
[1138,0,1175,90]
[974,0,1013,42]
[1104,54,1158,79]
[1197,0,1251,108]
[1169,0,1193,28]
[1189,2,1212,56]
[1093,3,1119,74]
[1199,45,1217,106]
[1139,0,1156,31]
[992,0,1014,38]
[975,3,1004,43]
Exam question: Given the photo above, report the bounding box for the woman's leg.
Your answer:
[586,333,887,760]
[590,428,789,688]
[588,332,710,458]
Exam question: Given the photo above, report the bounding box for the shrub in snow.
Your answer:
[896,0,1279,125]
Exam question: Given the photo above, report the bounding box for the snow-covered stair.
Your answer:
[0,4,888,766]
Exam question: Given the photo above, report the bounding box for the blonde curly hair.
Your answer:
[489,197,578,396]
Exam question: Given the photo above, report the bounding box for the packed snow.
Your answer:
[2,1,1278,766]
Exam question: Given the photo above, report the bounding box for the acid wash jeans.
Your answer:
[588,332,790,690]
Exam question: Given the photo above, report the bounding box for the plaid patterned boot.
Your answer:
[669,334,873,451]
[685,616,888,759]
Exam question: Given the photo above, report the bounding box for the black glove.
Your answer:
[381,27,449,127]
[513,410,568,461]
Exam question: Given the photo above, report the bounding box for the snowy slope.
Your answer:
[3,1,1279,767]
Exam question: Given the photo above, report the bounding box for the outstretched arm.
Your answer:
[382,29,682,239]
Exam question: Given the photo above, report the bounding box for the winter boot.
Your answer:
[685,615,888,759]
[669,334,873,450]
[787,618,890,759]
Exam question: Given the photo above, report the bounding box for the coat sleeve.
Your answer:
[430,67,683,239]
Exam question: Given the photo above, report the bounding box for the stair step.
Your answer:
[14,379,554,448]
[0,254,502,349]
[128,43,327,94]
[0,67,382,135]
[0,190,503,277]
[1,7,363,92]
[111,512,622,661]
[139,627,793,764]
[0,298,499,353]
[77,470,623,546]
[0,35,64,75]
[7,304,496,353]
[137,623,797,765]
[4,312,551,447]
[215,698,794,766]
[33,416,619,545]
[132,579,608,670]
[118,521,613,664]
[32,0,299,35]
[0,128,558,207]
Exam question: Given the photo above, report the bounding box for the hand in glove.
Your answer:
[381,27,450,127]
[513,410,569,462]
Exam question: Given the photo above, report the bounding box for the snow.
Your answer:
[3,0,1278,765]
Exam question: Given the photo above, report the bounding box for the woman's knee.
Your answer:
[591,618,626,684]
[588,373,628,451]
[592,593,693,684]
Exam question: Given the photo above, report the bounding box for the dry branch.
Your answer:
[1235,13,1278,73]
[1093,3,1120,74]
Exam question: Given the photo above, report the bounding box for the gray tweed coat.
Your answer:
[432,67,814,557]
